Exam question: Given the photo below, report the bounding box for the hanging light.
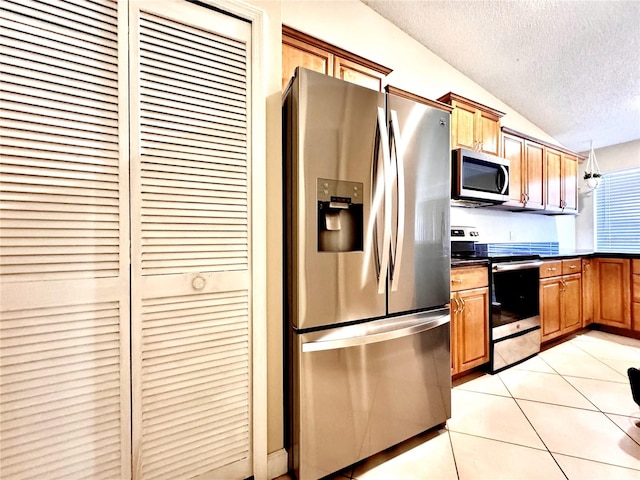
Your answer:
[583,140,601,190]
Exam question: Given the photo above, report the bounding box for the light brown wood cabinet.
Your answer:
[540,259,582,342]
[631,259,640,331]
[282,26,391,91]
[450,266,490,375]
[500,128,579,215]
[437,93,505,156]
[501,133,544,209]
[545,148,578,214]
[582,258,594,325]
[593,257,631,329]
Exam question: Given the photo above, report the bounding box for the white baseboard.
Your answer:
[267,448,288,479]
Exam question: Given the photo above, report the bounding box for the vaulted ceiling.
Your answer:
[362,0,640,153]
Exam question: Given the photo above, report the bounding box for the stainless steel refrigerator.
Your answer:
[283,68,451,480]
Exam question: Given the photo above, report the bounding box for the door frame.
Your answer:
[193,0,267,478]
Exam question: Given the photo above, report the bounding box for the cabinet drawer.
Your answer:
[451,266,488,291]
[562,258,582,275]
[540,261,562,278]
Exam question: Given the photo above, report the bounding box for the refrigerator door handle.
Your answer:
[301,310,450,352]
[375,106,392,294]
[389,109,405,292]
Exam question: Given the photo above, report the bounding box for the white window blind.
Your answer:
[595,167,640,253]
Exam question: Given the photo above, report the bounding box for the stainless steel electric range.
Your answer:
[452,227,542,372]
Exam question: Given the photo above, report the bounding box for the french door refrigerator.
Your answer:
[283,68,451,480]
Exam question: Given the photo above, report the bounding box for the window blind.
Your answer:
[595,167,640,253]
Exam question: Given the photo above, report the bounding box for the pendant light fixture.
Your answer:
[583,140,601,190]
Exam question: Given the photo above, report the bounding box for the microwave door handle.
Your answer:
[389,109,405,292]
[499,165,509,194]
[376,106,392,294]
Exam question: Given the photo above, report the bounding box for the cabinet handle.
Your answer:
[561,279,567,291]
[459,297,466,313]
[453,296,461,314]
[548,267,557,272]
[452,279,463,284]
[569,265,577,269]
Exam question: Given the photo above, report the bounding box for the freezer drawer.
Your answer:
[289,309,451,480]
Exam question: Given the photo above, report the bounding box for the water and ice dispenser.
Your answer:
[317,178,363,252]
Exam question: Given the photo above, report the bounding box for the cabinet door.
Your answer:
[545,148,563,212]
[562,274,582,333]
[502,133,525,206]
[582,259,594,325]
[456,287,489,372]
[524,141,545,209]
[282,35,333,89]
[594,258,631,328]
[451,103,477,150]
[561,153,578,213]
[478,111,500,155]
[540,278,562,341]
[333,57,386,91]
[451,294,460,375]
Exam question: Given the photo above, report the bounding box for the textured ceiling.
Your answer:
[362,0,640,152]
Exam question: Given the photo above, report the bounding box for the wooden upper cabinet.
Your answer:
[500,127,578,214]
[282,26,392,91]
[282,35,332,87]
[437,92,505,156]
[501,133,525,206]
[545,148,578,214]
[333,57,386,91]
[545,147,563,212]
[500,133,544,210]
[561,153,578,213]
[524,140,545,210]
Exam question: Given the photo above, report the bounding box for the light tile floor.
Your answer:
[278,330,640,479]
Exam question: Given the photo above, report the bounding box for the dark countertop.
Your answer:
[451,252,640,266]
[540,252,640,260]
[451,258,490,267]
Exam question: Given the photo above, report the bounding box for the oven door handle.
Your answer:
[492,260,543,272]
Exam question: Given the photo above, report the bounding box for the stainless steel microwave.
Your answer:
[452,148,509,204]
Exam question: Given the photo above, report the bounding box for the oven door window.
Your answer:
[492,268,539,327]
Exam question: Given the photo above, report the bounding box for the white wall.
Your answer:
[575,139,640,250]
[451,207,575,249]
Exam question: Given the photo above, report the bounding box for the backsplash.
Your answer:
[475,242,560,255]
[450,206,576,250]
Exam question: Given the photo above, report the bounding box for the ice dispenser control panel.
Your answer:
[317,178,363,252]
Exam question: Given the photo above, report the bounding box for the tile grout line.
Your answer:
[495,361,570,480]
[560,339,640,449]
[445,428,461,480]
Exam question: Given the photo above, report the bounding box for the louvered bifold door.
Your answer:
[0,1,131,479]
[129,1,253,479]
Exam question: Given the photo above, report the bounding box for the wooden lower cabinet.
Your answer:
[450,266,490,375]
[582,258,594,325]
[593,258,631,329]
[631,259,640,331]
[540,259,582,342]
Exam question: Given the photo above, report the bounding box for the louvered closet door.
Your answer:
[129,1,253,479]
[0,1,131,479]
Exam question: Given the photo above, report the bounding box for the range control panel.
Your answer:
[451,226,480,241]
